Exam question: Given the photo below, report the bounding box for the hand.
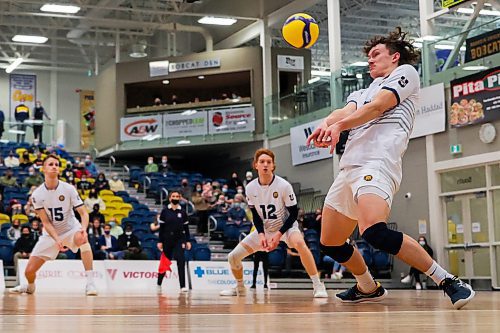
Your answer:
[181,243,185,249]
[157,243,163,251]
[267,232,283,251]
[322,124,342,154]
[258,233,269,251]
[305,120,329,147]
[56,240,66,252]
[186,242,192,251]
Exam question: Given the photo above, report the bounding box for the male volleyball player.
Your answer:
[306,27,474,309]
[220,148,327,298]
[10,154,98,296]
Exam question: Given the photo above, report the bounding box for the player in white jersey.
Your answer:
[306,28,474,309]
[10,155,98,296]
[220,148,327,298]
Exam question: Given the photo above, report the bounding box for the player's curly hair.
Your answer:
[363,27,420,65]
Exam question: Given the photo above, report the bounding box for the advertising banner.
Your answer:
[163,111,208,138]
[411,83,446,138]
[80,90,95,150]
[9,74,36,121]
[465,28,500,63]
[290,119,332,166]
[0,260,4,292]
[450,67,500,128]
[277,55,305,70]
[120,115,163,141]
[189,261,264,290]
[442,0,469,8]
[208,107,255,134]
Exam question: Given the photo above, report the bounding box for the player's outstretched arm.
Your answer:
[306,102,356,147]
[36,208,65,251]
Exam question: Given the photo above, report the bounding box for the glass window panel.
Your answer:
[441,167,486,192]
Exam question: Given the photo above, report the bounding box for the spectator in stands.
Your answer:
[171,94,178,105]
[19,151,32,168]
[154,97,162,106]
[323,254,347,280]
[77,174,93,192]
[213,194,230,214]
[180,178,192,202]
[67,176,77,189]
[192,183,210,235]
[211,181,222,202]
[221,183,230,196]
[108,218,123,238]
[7,218,22,243]
[89,203,105,226]
[0,193,5,214]
[94,172,110,192]
[227,172,243,191]
[0,109,4,138]
[23,167,43,188]
[0,156,4,167]
[24,196,36,218]
[8,199,23,217]
[108,172,125,192]
[297,208,306,228]
[75,161,91,179]
[144,156,158,173]
[5,151,20,168]
[158,155,171,174]
[150,215,160,236]
[30,217,41,242]
[236,185,245,196]
[88,217,104,236]
[62,161,74,180]
[84,155,98,178]
[13,225,37,269]
[97,224,118,259]
[243,171,253,187]
[84,188,106,212]
[401,236,434,290]
[33,100,51,143]
[227,201,247,226]
[32,152,44,171]
[0,168,18,189]
[14,97,30,143]
[110,224,146,260]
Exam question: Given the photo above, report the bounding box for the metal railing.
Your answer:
[108,155,116,174]
[160,187,169,206]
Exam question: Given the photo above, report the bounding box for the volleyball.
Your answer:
[281,13,319,49]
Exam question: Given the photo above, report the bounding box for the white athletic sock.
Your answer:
[425,261,454,285]
[85,270,94,284]
[309,273,322,287]
[354,269,377,293]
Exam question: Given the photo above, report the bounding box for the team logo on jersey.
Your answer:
[364,175,373,181]
[289,194,295,201]
[59,195,65,201]
[398,76,409,88]
[273,192,279,198]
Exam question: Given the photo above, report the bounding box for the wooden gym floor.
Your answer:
[1,289,499,332]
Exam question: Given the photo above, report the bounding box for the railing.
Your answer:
[143,176,151,194]
[160,187,169,206]
[108,155,116,174]
[2,120,55,145]
[123,165,129,183]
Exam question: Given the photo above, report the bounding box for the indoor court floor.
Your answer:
[1,290,499,332]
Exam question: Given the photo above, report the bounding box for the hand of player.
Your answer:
[56,240,67,252]
[258,233,269,251]
[322,124,342,154]
[186,242,192,251]
[157,242,163,251]
[305,120,329,147]
[267,232,282,251]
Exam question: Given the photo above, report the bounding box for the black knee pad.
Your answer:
[320,242,354,263]
[362,222,403,255]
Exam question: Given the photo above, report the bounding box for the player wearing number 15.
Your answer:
[220,148,327,298]
[10,154,98,296]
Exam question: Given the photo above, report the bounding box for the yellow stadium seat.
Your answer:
[117,203,133,213]
[0,213,11,224]
[12,214,29,223]
[100,190,114,197]
[107,196,124,204]
[105,203,119,211]
[87,178,95,184]
[16,148,27,156]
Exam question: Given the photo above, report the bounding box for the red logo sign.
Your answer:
[124,119,159,137]
[107,269,118,280]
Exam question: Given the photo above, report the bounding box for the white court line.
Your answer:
[2,310,500,317]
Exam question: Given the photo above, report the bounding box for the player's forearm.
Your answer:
[43,221,61,242]
[279,205,298,235]
[79,209,90,229]
[335,101,385,132]
[324,108,353,126]
[250,207,265,234]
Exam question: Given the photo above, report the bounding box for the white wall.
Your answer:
[0,70,96,152]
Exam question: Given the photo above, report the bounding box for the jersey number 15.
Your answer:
[48,207,64,222]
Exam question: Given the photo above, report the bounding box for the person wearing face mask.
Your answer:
[19,151,32,168]
[13,226,37,269]
[227,172,243,191]
[84,189,106,212]
[0,168,18,189]
[94,172,110,192]
[179,178,192,202]
[89,204,105,226]
[243,171,253,187]
[23,167,43,188]
[153,97,162,106]
[97,224,118,259]
[158,155,171,174]
[84,155,98,178]
[75,161,91,180]
[30,218,41,242]
[32,152,44,170]
[108,217,123,238]
[157,191,191,293]
[401,236,434,290]
[76,174,92,192]
[191,183,210,235]
[227,201,247,227]
[7,218,22,243]
[110,224,146,260]
[235,186,245,196]
[144,156,158,173]
[4,151,20,168]
[108,172,125,192]
[33,100,51,143]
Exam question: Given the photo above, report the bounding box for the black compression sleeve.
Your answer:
[250,206,265,234]
[279,205,298,234]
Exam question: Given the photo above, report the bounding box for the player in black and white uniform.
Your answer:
[306,28,474,309]
[220,148,327,298]
[10,154,97,296]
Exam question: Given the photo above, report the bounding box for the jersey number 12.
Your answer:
[259,204,277,219]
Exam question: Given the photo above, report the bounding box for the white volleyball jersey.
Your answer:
[246,175,297,233]
[32,181,84,236]
[340,64,420,187]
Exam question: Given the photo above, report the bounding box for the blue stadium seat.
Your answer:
[115,191,130,198]
[140,234,159,243]
[372,249,391,271]
[0,241,14,264]
[193,246,211,261]
[123,197,139,205]
[355,240,373,267]
[268,246,286,268]
[141,246,159,260]
[223,224,241,242]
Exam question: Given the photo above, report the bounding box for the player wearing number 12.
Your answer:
[10,154,98,296]
[220,148,327,298]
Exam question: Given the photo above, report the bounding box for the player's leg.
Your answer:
[357,193,474,309]
[220,232,258,296]
[73,229,98,296]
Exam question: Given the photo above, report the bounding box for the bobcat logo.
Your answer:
[364,175,373,181]
[398,76,409,88]
[59,195,65,201]
[273,192,279,198]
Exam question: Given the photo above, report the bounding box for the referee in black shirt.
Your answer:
[157,190,191,292]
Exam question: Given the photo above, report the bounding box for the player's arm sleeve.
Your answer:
[381,64,420,106]
[279,205,299,235]
[70,186,84,209]
[250,206,265,234]
[345,89,365,107]
[32,191,44,210]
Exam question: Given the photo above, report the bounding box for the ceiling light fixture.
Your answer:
[308,77,321,84]
[162,80,170,84]
[197,75,205,79]
[129,43,147,58]
[12,35,48,44]
[462,65,489,71]
[5,57,24,73]
[40,4,81,14]
[177,140,191,145]
[311,70,331,76]
[198,16,237,26]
